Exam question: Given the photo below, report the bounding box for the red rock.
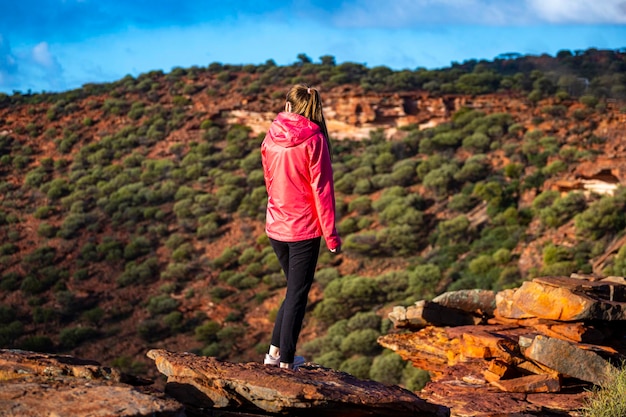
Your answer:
[0,350,182,417]
[524,335,616,385]
[147,349,449,417]
[490,374,561,393]
[388,300,479,330]
[526,391,590,412]
[496,277,626,321]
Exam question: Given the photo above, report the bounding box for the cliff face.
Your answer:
[222,89,530,141]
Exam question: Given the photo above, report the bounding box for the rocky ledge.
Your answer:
[0,349,183,417]
[381,274,626,416]
[0,348,448,417]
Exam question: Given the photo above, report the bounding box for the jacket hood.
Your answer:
[267,112,321,148]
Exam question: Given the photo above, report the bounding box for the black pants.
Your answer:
[269,236,321,363]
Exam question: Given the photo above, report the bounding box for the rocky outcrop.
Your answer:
[0,348,449,417]
[146,349,449,417]
[380,274,626,416]
[0,350,184,417]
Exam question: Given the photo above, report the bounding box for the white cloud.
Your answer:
[526,0,626,24]
[325,0,626,27]
[32,42,56,67]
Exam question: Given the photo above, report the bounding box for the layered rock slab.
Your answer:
[0,349,184,417]
[0,376,184,417]
[379,275,626,416]
[147,349,450,417]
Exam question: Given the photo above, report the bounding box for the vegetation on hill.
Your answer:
[1,48,626,388]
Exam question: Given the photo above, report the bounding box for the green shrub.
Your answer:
[195,321,221,343]
[116,257,159,287]
[210,286,234,301]
[146,294,180,316]
[45,178,71,200]
[370,352,405,385]
[407,263,441,301]
[78,306,104,325]
[137,319,167,342]
[172,242,194,262]
[163,311,185,333]
[0,321,24,346]
[339,356,373,379]
[18,335,54,352]
[0,272,21,291]
[160,262,193,281]
[33,206,54,219]
[575,195,626,239]
[347,312,381,332]
[436,215,470,246]
[462,132,490,152]
[57,213,89,239]
[539,192,587,228]
[423,163,459,195]
[97,237,124,262]
[315,267,340,288]
[340,329,381,356]
[59,326,99,349]
[581,362,626,417]
[402,364,430,391]
[0,243,18,256]
[454,155,490,183]
[37,223,58,238]
[124,236,153,260]
[315,351,345,369]
[213,247,239,269]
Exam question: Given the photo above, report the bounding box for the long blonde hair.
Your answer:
[286,84,332,157]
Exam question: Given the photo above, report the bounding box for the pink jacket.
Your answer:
[261,112,341,250]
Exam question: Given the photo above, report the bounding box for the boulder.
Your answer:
[495,277,626,321]
[523,335,617,386]
[432,289,496,316]
[147,349,449,417]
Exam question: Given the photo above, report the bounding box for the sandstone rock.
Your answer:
[432,289,497,316]
[484,359,517,381]
[388,300,480,330]
[147,349,449,417]
[526,391,589,414]
[0,376,184,417]
[378,327,462,373]
[531,322,606,344]
[494,288,534,319]
[534,276,626,302]
[489,374,561,393]
[523,335,617,386]
[0,349,183,417]
[0,349,149,385]
[420,362,545,417]
[495,279,626,321]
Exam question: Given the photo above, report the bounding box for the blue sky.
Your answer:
[1,0,626,94]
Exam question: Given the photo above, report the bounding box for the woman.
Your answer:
[261,84,341,370]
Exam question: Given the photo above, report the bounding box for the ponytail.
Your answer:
[286,84,332,158]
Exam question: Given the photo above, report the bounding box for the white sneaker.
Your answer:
[264,354,280,366]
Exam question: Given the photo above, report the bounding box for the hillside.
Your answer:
[1,49,626,389]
